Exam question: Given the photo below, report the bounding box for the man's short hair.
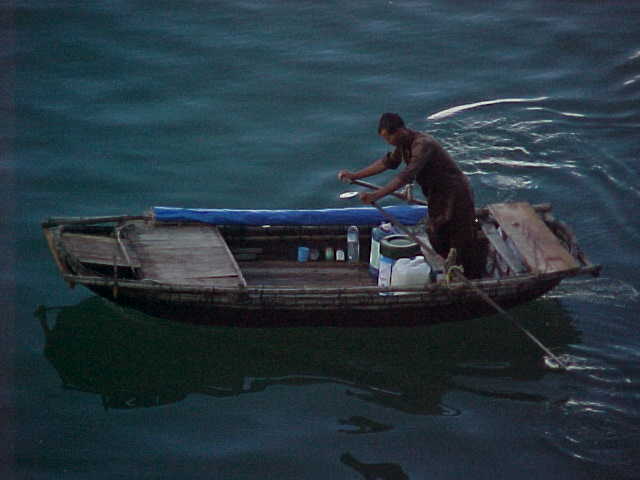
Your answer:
[378,113,405,134]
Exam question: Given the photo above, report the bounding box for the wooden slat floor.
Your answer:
[63,233,140,268]
[129,223,246,287]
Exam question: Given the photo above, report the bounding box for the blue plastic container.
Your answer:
[297,246,310,262]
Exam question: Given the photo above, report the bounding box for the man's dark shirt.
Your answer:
[381,129,485,278]
[381,130,465,200]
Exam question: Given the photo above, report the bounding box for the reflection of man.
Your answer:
[338,112,484,278]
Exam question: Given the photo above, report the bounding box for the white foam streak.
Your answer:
[526,106,586,118]
[427,97,549,120]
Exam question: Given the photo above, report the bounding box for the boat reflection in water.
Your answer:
[37,296,580,412]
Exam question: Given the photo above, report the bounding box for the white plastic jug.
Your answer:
[390,256,431,291]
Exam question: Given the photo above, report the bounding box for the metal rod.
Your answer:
[348,179,427,205]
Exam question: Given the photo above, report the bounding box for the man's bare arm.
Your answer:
[338,157,388,182]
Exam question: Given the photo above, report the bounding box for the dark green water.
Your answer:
[5,1,640,478]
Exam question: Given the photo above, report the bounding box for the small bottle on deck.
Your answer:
[324,246,335,261]
[347,225,360,263]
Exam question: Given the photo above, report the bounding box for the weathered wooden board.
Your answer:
[63,233,140,268]
[481,223,528,274]
[239,260,374,288]
[130,224,246,287]
[488,202,579,274]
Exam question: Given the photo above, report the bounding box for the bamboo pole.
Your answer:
[346,180,568,369]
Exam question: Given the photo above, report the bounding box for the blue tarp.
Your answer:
[153,205,428,226]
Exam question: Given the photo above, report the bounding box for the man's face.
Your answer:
[379,128,398,146]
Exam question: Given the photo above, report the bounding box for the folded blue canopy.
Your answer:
[153,205,428,226]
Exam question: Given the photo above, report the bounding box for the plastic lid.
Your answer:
[380,234,421,259]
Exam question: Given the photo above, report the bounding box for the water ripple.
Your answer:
[546,277,639,305]
[536,348,640,477]
[540,395,640,472]
[427,97,549,120]
[525,106,586,118]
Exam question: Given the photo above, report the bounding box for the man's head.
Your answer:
[378,113,407,146]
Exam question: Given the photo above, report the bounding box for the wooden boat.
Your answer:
[42,202,601,327]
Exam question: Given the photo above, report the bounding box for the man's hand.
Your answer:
[359,192,377,204]
[399,184,413,202]
[338,170,355,183]
[426,216,443,235]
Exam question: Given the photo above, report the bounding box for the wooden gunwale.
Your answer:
[42,215,148,228]
[60,265,584,296]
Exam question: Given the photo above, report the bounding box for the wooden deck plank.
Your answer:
[130,224,246,287]
[488,202,579,274]
[481,223,529,274]
[63,233,140,268]
[239,260,374,288]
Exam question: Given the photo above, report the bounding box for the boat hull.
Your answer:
[86,277,561,327]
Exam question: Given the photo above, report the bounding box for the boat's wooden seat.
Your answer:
[129,223,247,287]
[488,202,579,274]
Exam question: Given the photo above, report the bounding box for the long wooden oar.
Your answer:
[340,183,568,370]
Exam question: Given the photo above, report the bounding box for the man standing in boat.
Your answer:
[338,112,484,278]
